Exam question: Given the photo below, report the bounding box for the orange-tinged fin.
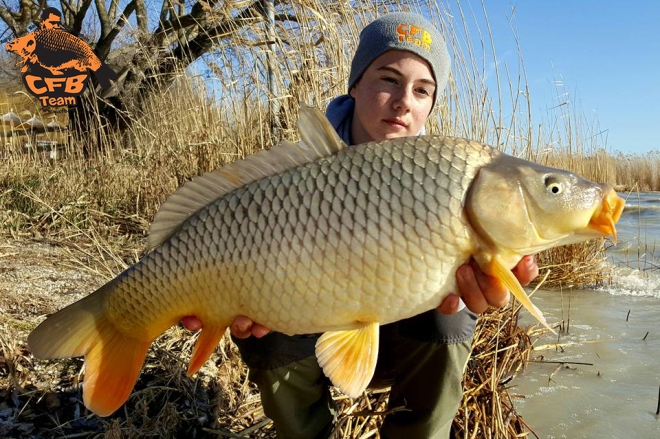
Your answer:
[82,329,151,416]
[489,256,557,335]
[27,283,151,416]
[187,326,226,376]
[589,190,625,244]
[315,322,379,399]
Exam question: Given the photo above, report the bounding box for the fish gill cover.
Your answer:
[4,7,117,108]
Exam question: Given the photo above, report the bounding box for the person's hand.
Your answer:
[437,255,539,315]
[181,315,203,331]
[180,315,271,339]
[229,315,271,339]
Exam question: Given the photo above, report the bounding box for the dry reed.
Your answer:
[452,306,540,439]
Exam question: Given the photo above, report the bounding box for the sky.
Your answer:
[450,0,659,155]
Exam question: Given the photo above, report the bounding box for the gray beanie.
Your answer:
[348,12,450,110]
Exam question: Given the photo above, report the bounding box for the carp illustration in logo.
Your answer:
[5,8,117,107]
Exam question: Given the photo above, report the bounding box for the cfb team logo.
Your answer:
[396,23,432,51]
[4,7,116,108]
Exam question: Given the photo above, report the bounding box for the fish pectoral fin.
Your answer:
[489,256,556,334]
[187,325,227,376]
[315,322,379,399]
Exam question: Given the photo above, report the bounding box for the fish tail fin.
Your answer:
[28,283,150,416]
[187,325,226,376]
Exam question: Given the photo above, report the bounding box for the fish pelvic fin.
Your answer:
[315,322,379,399]
[488,255,556,334]
[27,283,151,416]
[187,325,226,376]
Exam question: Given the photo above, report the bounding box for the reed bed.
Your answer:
[534,238,613,290]
[612,152,660,192]
[0,0,631,437]
[452,305,540,439]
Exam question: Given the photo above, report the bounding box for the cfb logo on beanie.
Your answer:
[396,23,433,51]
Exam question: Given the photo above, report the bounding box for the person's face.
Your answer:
[350,50,436,144]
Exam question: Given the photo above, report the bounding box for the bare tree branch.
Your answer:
[62,0,93,35]
[152,0,268,80]
[93,0,111,38]
[134,0,147,35]
[95,0,137,60]
[1,0,47,35]
[108,0,118,20]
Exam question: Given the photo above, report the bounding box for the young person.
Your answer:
[184,11,538,438]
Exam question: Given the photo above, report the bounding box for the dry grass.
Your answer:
[0,0,630,437]
[612,152,660,192]
[453,306,540,439]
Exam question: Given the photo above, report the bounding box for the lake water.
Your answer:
[514,191,660,438]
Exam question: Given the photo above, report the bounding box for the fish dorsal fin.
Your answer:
[298,105,347,156]
[147,107,346,250]
[315,322,379,399]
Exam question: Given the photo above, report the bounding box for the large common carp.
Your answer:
[28,107,624,416]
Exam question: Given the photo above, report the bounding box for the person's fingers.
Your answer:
[229,316,271,339]
[456,260,512,314]
[472,264,510,309]
[512,255,539,286]
[456,264,490,314]
[181,315,202,331]
[251,323,271,338]
[437,293,460,315]
[230,315,254,339]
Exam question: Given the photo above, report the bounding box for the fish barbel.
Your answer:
[28,107,625,416]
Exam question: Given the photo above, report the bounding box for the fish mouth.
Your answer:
[588,189,625,244]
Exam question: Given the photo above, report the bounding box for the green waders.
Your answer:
[234,308,476,438]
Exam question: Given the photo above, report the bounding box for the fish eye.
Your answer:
[544,176,563,195]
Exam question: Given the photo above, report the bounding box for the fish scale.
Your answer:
[110,137,471,338]
[27,107,624,416]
